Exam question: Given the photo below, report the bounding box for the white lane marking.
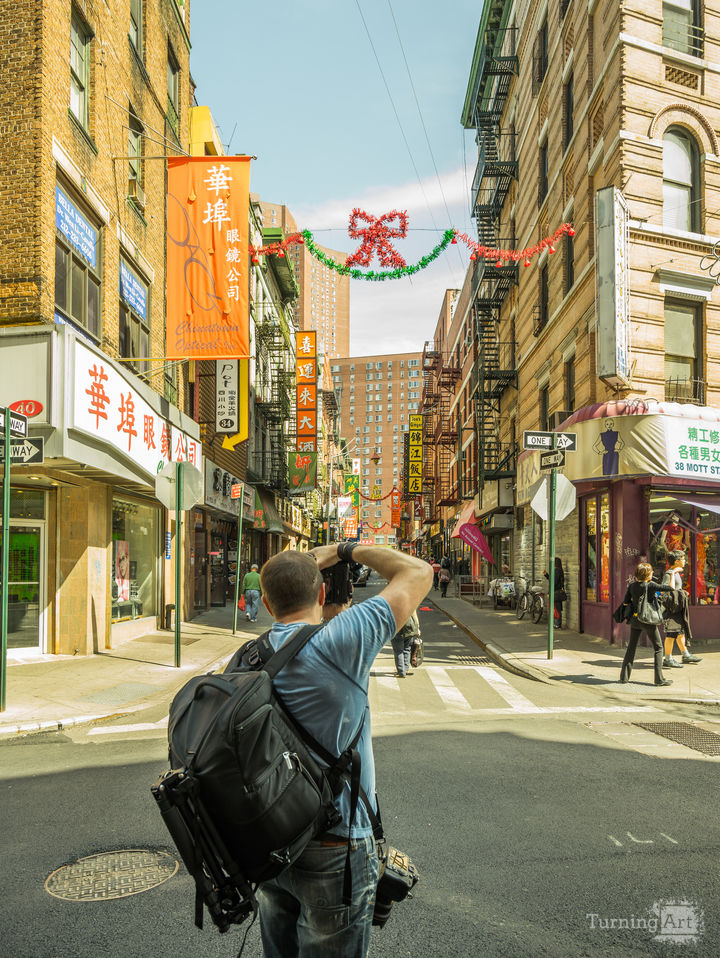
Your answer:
[627,832,654,844]
[425,667,473,711]
[375,675,401,692]
[88,716,168,736]
[473,665,538,711]
[661,833,679,845]
[608,836,624,847]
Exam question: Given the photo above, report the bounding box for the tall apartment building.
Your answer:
[261,202,351,359]
[0,0,199,654]
[445,0,720,641]
[332,352,423,543]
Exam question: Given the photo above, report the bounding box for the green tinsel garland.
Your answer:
[301,228,456,280]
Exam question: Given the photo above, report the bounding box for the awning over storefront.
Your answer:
[450,500,476,538]
[673,494,720,515]
[254,489,284,533]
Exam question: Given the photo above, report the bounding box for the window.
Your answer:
[167,47,180,137]
[663,128,700,232]
[130,0,143,54]
[564,358,575,412]
[538,263,549,331]
[112,496,159,622]
[533,19,548,94]
[119,258,150,376]
[663,0,702,57]
[55,185,102,340]
[584,492,610,602]
[70,11,91,129]
[128,106,143,192]
[539,384,549,431]
[564,231,575,295]
[538,141,549,205]
[664,300,702,401]
[562,72,574,152]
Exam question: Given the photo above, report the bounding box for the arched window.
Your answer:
[663,128,700,232]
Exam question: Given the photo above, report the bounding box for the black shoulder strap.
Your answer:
[259,623,326,679]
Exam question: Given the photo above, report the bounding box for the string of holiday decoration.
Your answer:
[248,209,575,278]
[453,223,575,267]
[358,486,397,502]
[364,522,392,532]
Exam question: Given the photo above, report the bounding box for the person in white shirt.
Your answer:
[661,550,702,667]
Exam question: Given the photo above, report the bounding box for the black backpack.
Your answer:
[152,623,380,933]
[635,585,664,627]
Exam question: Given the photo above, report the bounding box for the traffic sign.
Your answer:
[231,483,243,499]
[523,430,553,450]
[0,407,28,438]
[155,461,204,511]
[0,437,44,465]
[540,449,565,470]
[555,432,577,451]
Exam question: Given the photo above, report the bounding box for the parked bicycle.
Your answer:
[516,575,546,623]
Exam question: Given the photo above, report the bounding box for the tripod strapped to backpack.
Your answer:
[151,767,257,933]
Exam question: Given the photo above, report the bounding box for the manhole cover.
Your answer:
[450,655,492,665]
[634,722,720,757]
[45,849,178,901]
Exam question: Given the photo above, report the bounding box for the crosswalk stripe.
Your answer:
[473,665,538,711]
[425,666,473,710]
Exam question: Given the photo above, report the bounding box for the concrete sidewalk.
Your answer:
[430,591,720,705]
[0,605,257,738]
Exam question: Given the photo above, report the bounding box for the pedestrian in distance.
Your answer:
[661,550,702,668]
[255,543,432,957]
[242,563,262,622]
[438,564,451,598]
[391,608,420,677]
[544,556,566,629]
[618,562,672,686]
[431,558,441,590]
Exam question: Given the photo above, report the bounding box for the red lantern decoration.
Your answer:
[548,245,556,255]
[568,227,575,236]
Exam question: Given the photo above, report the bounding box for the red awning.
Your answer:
[451,500,476,538]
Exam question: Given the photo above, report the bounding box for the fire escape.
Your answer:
[466,24,519,485]
[254,318,294,491]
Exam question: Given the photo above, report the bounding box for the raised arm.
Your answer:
[311,544,433,631]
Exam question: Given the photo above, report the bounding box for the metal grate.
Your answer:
[45,849,178,901]
[450,654,492,665]
[634,722,720,756]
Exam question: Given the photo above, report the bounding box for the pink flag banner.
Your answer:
[459,523,494,564]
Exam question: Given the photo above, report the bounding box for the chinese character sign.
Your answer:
[344,474,360,508]
[288,452,317,493]
[215,359,239,433]
[296,331,317,452]
[166,157,251,360]
[391,489,401,527]
[407,415,424,496]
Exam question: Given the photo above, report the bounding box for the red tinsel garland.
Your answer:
[345,209,409,269]
[453,223,575,267]
[358,486,397,502]
[250,232,304,263]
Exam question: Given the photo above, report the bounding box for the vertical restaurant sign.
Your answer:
[401,431,412,500]
[166,157,251,360]
[390,488,401,527]
[296,331,317,452]
[352,458,361,476]
[72,341,201,478]
[596,186,631,385]
[288,452,318,493]
[344,473,360,508]
[408,415,424,496]
[215,359,239,432]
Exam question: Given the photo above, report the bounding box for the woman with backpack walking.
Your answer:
[618,562,672,686]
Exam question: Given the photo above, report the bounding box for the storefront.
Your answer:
[0,324,201,653]
[518,399,720,642]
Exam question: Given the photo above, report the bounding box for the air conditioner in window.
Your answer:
[550,410,571,430]
[127,177,145,210]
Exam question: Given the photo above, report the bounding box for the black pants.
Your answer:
[620,625,664,683]
[440,581,448,598]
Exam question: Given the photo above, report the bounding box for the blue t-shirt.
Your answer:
[267,595,396,838]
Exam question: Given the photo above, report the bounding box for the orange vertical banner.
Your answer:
[166,157,251,359]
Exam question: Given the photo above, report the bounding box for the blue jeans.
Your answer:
[391,634,413,676]
[258,835,379,957]
[245,589,260,621]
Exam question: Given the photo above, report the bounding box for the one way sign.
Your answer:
[0,437,44,464]
[555,432,577,451]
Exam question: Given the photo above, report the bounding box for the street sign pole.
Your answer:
[175,461,183,668]
[232,484,245,636]
[547,442,557,661]
[0,410,10,710]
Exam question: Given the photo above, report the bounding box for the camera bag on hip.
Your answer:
[151,622,370,934]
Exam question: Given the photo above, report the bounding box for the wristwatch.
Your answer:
[337,541,359,563]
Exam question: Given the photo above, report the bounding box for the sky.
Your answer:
[190,1,482,356]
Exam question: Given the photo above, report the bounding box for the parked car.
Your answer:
[354,565,371,587]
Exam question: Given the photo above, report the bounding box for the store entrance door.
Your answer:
[210,532,227,607]
[2,522,44,650]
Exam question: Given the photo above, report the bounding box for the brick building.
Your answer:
[444,0,720,640]
[332,351,423,543]
[0,0,199,654]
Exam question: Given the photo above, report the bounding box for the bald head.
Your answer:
[260,551,324,617]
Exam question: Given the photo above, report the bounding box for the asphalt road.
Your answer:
[1,580,719,957]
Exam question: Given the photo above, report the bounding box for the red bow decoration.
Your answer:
[345,208,409,269]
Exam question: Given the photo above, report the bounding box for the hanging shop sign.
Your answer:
[72,340,200,477]
[296,331,317,453]
[344,473,360,508]
[288,452,317,494]
[352,458,361,475]
[215,359,239,433]
[596,186,631,385]
[407,415,424,496]
[166,157,251,360]
[390,488,401,527]
[204,458,240,515]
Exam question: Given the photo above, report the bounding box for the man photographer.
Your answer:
[256,542,432,958]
